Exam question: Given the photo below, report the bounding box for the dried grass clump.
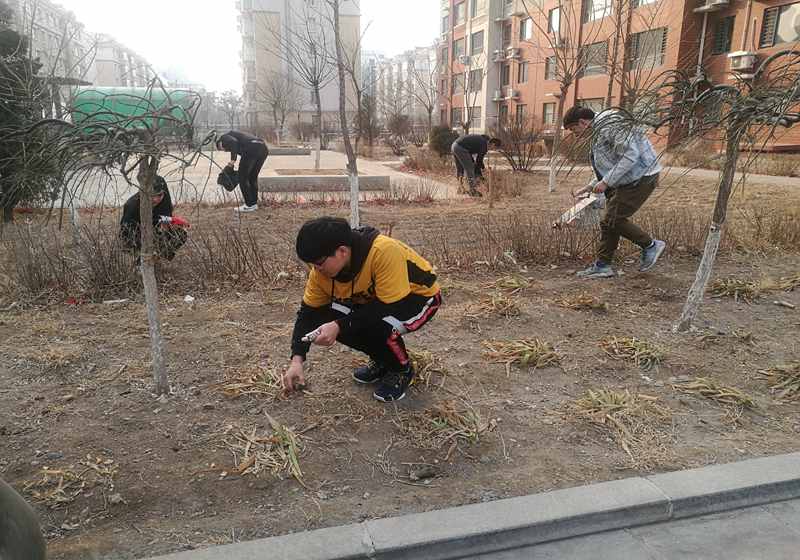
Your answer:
[672,377,755,409]
[23,455,118,509]
[758,362,800,401]
[395,400,493,450]
[572,389,673,469]
[483,339,560,370]
[487,274,531,294]
[408,349,447,389]
[709,278,761,303]
[557,292,608,312]
[600,336,665,370]
[778,274,800,291]
[224,414,304,485]
[17,343,83,373]
[214,364,282,399]
[463,292,521,320]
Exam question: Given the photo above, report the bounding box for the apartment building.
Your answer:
[237,0,360,131]
[438,0,800,150]
[373,46,440,128]
[92,34,151,88]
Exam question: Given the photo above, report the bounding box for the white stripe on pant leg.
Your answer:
[403,296,436,327]
[382,316,408,334]
[332,302,352,315]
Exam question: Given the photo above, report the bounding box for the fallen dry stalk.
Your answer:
[395,400,494,450]
[213,365,282,399]
[672,377,755,409]
[23,455,118,509]
[709,277,761,302]
[556,292,608,312]
[600,336,665,370]
[483,339,560,369]
[486,274,531,294]
[758,362,800,401]
[408,349,447,389]
[224,414,305,486]
[463,292,521,320]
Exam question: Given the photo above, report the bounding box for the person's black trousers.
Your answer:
[238,144,268,206]
[306,292,442,371]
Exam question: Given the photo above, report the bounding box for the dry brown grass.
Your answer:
[556,292,609,312]
[462,292,521,320]
[23,455,118,509]
[483,339,560,371]
[757,362,800,401]
[572,389,674,469]
[16,343,83,374]
[600,336,665,370]
[223,414,305,486]
[408,349,448,390]
[709,277,762,303]
[485,274,532,294]
[672,377,756,409]
[213,364,283,399]
[395,400,494,451]
[778,273,800,291]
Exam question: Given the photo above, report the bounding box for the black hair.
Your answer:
[295,216,352,263]
[563,106,596,127]
[488,137,502,147]
[153,175,167,195]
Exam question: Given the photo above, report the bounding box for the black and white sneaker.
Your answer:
[373,365,414,402]
[353,360,386,384]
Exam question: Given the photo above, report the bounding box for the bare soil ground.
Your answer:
[1,171,799,560]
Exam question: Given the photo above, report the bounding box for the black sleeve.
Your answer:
[290,303,326,360]
[475,149,487,169]
[219,133,239,163]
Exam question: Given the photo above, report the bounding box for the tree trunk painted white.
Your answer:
[675,224,722,332]
[675,128,743,333]
[315,135,321,170]
[329,0,360,227]
[137,157,169,395]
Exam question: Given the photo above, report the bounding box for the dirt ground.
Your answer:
[1,170,799,560]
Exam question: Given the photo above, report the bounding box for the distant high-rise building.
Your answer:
[236,0,361,132]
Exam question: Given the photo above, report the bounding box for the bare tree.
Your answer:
[217,90,242,130]
[255,70,301,144]
[325,0,360,226]
[255,3,336,170]
[520,0,608,192]
[406,46,441,133]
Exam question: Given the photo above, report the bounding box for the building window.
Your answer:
[628,28,667,69]
[519,18,532,41]
[502,22,512,48]
[759,3,800,48]
[453,38,465,59]
[440,46,449,66]
[548,7,560,33]
[452,107,463,126]
[543,102,556,125]
[469,106,482,128]
[440,78,448,94]
[578,98,605,113]
[515,104,527,125]
[712,16,735,55]
[583,0,612,23]
[452,74,465,94]
[469,68,483,90]
[471,30,484,54]
[499,103,509,123]
[441,15,449,33]
[517,61,529,83]
[470,0,486,18]
[454,2,466,25]
[441,109,448,125]
[501,63,511,86]
[580,41,608,76]
[545,56,557,80]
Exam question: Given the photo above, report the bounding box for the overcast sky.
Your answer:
[54,0,439,92]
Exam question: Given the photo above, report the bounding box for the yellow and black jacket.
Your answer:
[290,226,439,359]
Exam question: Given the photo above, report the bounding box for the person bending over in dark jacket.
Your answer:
[119,176,188,261]
[283,217,443,403]
[216,130,269,213]
[451,134,501,197]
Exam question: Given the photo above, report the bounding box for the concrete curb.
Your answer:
[259,175,390,193]
[145,453,800,560]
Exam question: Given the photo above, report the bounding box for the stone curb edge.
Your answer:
[145,452,800,560]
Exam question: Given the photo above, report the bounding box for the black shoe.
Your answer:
[373,365,414,402]
[353,360,386,384]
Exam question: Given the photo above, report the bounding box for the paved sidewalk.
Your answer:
[144,453,800,560]
[473,498,800,559]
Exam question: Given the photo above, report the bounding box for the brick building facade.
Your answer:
[438,0,800,150]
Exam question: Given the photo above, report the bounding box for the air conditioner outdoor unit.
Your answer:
[507,88,520,99]
[506,47,521,59]
[492,50,506,62]
[728,51,757,72]
[492,90,504,101]
[458,54,471,65]
[693,0,728,12]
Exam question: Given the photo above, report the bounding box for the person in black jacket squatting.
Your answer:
[283,217,443,402]
[216,130,269,213]
[119,175,189,262]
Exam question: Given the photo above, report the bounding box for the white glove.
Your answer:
[158,215,173,225]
